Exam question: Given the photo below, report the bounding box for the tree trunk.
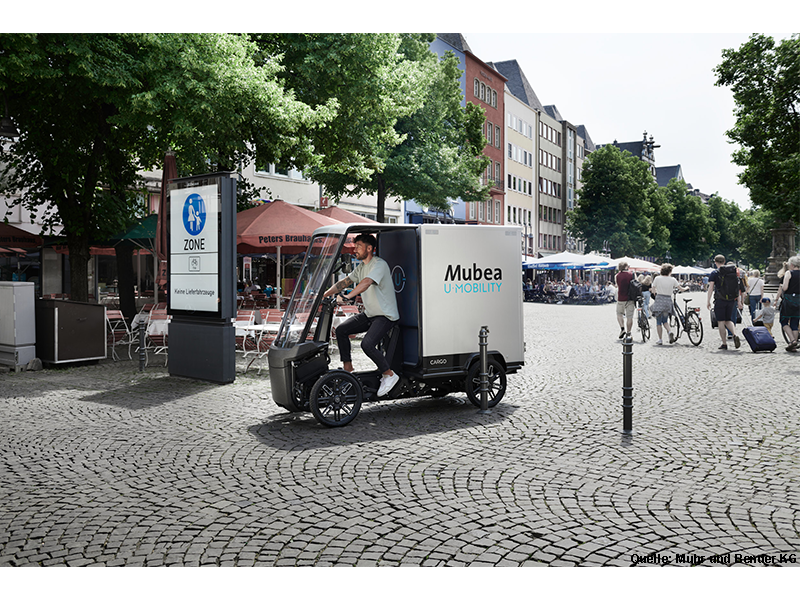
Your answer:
[116,243,136,319]
[67,235,91,303]
[376,174,386,223]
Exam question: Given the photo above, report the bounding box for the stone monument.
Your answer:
[764,222,797,294]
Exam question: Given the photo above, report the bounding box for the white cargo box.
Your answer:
[417,225,524,369]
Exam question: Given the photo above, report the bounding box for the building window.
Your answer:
[474,78,480,97]
[479,201,485,221]
[487,199,493,222]
[492,90,497,107]
[469,202,476,220]
[496,201,501,224]
[495,162,501,183]
[495,125,501,148]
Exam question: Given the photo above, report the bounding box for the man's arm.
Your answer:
[323,276,353,298]
[344,277,374,300]
[706,281,715,309]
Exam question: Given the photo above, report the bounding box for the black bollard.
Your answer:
[622,333,633,432]
[139,325,147,372]
[478,325,491,414]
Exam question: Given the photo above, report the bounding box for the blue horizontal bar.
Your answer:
[236,567,728,577]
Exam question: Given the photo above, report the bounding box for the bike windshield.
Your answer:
[274,232,346,348]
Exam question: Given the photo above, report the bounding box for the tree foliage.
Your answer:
[255,33,489,221]
[661,178,716,265]
[715,34,800,224]
[566,144,659,258]
[0,33,333,301]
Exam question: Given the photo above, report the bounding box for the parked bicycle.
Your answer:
[668,290,703,346]
[637,298,650,342]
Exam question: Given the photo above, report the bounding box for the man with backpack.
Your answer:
[706,254,744,350]
[615,261,640,339]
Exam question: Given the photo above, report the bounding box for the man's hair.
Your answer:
[714,254,725,264]
[660,263,673,276]
[618,261,629,271]
[354,233,377,251]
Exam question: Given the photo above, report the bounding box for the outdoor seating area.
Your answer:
[99,296,365,375]
[523,253,714,305]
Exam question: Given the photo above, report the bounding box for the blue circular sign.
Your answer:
[182,193,207,236]
[392,265,406,293]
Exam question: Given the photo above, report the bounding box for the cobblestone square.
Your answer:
[1,292,799,567]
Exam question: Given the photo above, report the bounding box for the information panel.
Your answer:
[169,183,220,313]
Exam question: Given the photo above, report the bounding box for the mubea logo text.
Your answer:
[443,263,503,294]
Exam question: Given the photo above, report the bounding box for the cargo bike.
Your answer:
[268,223,525,427]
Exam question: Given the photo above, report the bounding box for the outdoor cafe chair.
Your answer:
[244,311,283,375]
[235,310,257,355]
[106,309,134,361]
[145,306,170,366]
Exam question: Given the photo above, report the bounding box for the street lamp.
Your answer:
[665,250,672,264]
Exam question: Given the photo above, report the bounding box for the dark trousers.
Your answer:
[334,313,396,374]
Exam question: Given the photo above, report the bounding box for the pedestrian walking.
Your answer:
[775,255,800,352]
[746,269,764,322]
[615,261,635,339]
[753,297,776,337]
[707,254,744,350]
[651,263,687,345]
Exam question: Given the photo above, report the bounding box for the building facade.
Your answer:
[463,47,506,226]
[502,88,536,257]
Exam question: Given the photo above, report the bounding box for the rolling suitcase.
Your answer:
[742,326,776,353]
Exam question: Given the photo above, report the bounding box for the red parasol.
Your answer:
[317,205,375,224]
[237,200,345,303]
[0,222,43,249]
[236,199,343,255]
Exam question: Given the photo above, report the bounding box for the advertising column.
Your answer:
[167,173,237,383]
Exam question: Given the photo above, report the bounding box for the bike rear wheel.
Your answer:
[639,311,650,342]
[685,311,703,346]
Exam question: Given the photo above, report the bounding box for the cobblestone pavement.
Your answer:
[2,292,799,567]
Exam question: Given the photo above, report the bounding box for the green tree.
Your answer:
[736,207,775,271]
[566,144,658,258]
[256,33,489,222]
[706,194,742,261]
[715,34,800,225]
[0,33,332,302]
[662,179,716,265]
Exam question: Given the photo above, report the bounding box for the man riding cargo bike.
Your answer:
[267,223,525,427]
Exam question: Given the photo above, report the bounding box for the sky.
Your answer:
[463,32,793,210]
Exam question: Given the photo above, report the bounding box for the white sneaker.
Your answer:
[656,339,663,345]
[377,372,400,397]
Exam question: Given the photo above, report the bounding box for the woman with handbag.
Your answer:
[747,269,764,322]
[776,255,800,352]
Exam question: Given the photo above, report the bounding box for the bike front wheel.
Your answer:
[685,311,703,346]
[669,312,681,338]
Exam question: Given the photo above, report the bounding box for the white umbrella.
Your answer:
[525,251,609,269]
[672,265,707,275]
[605,256,661,272]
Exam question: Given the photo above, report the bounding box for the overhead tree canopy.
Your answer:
[255,33,489,222]
[715,33,800,225]
[0,33,334,302]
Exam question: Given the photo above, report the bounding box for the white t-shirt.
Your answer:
[748,277,764,296]
[349,256,399,321]
[652,275,680,297]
